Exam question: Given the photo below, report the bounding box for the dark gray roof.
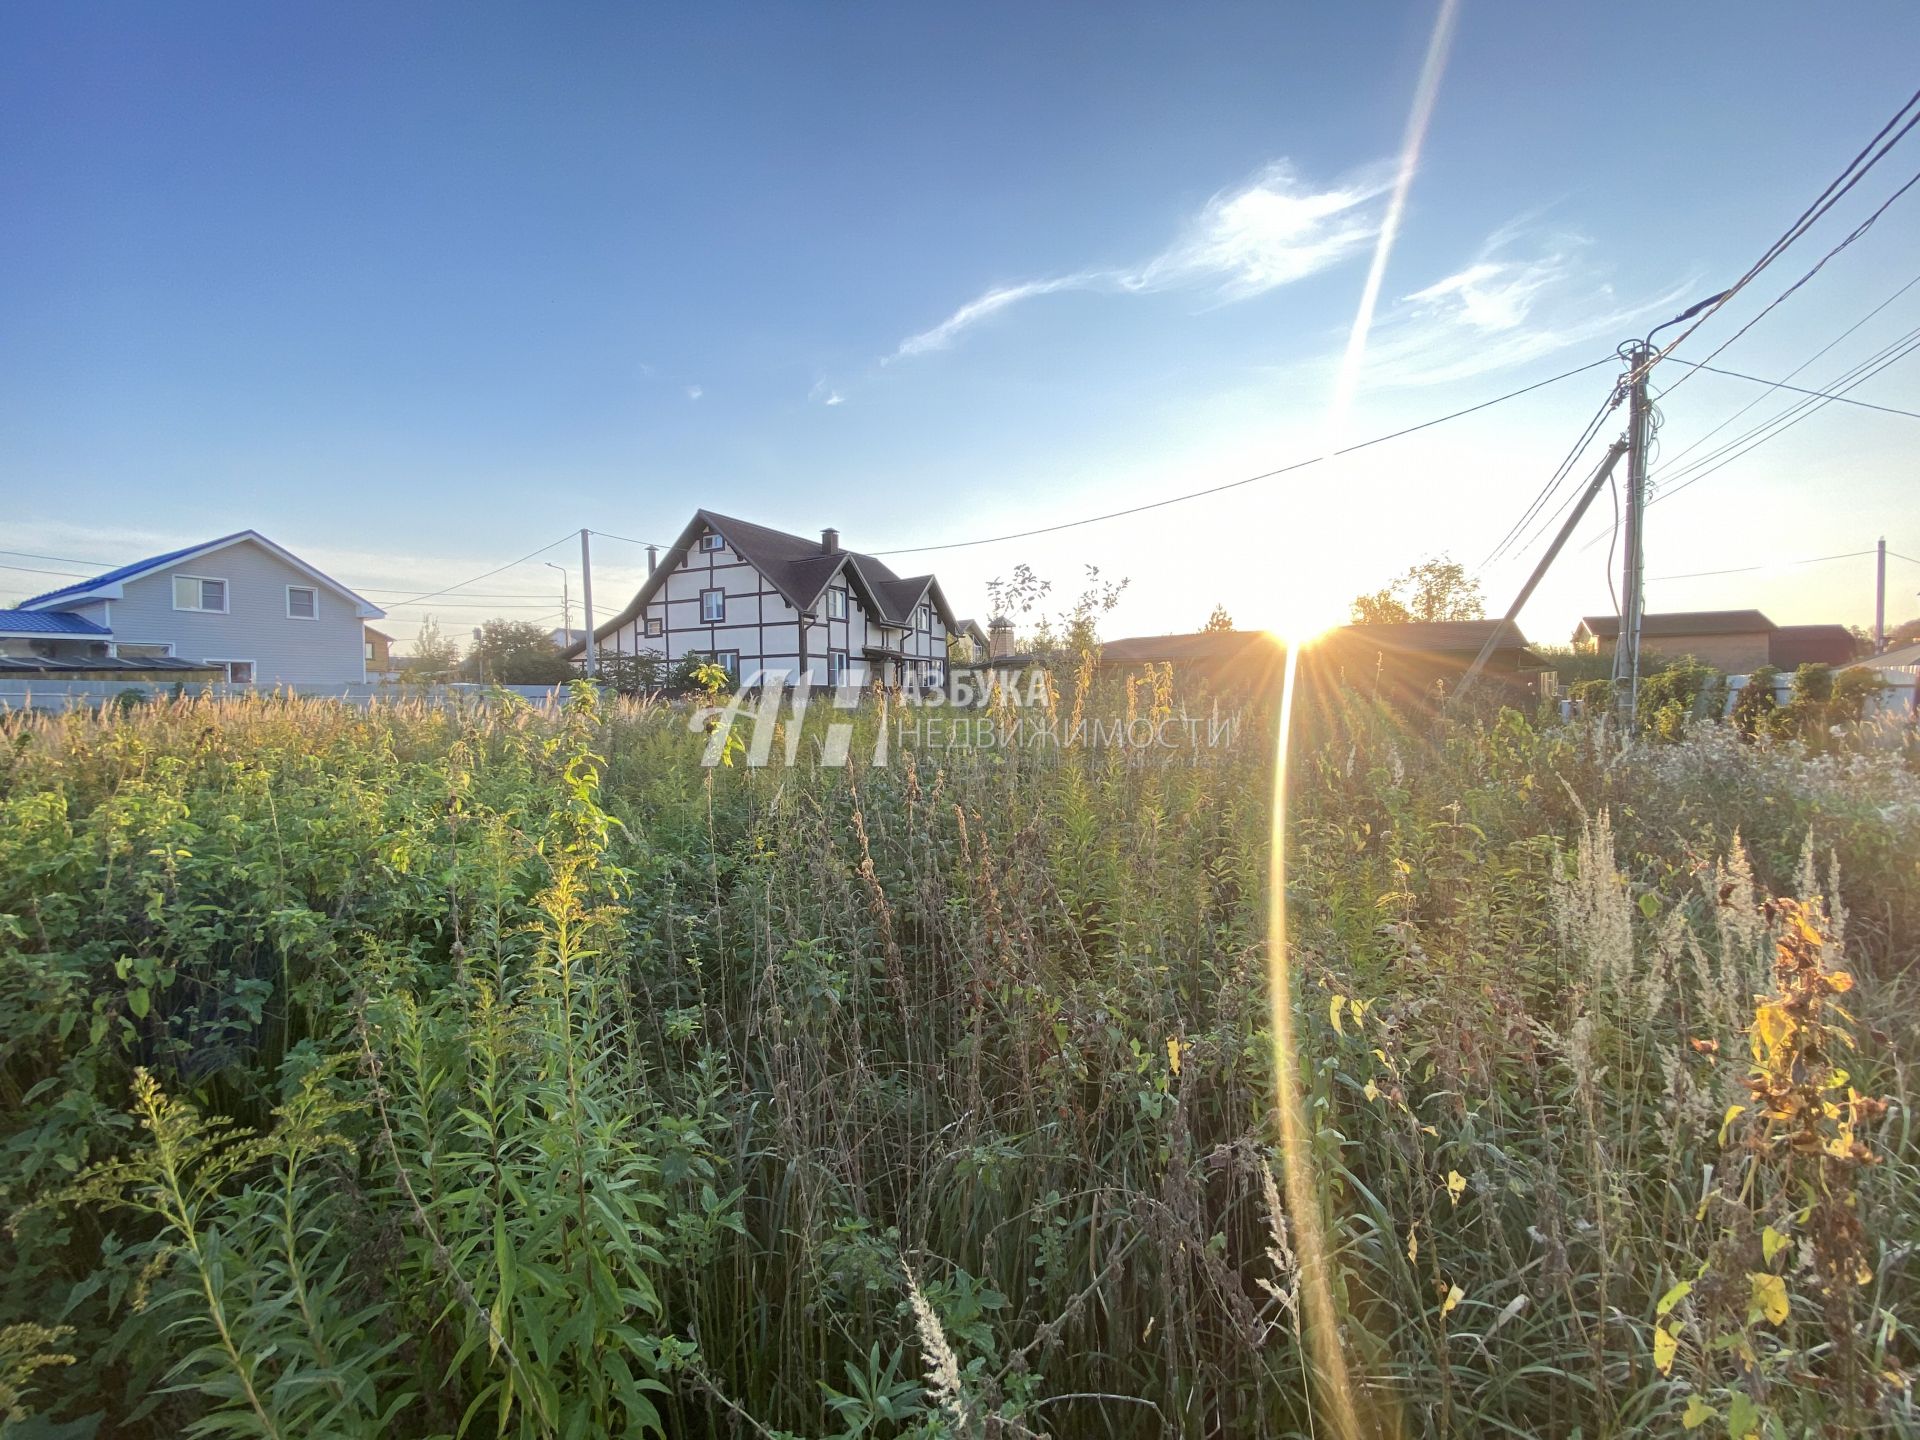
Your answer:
[1098,631,1282,665]
[1576,610,1774,641]
[1330,619,1535,655]
[576,510,959,653]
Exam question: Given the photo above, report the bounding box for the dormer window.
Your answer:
[173,575,228,613]
[700,532,725,553]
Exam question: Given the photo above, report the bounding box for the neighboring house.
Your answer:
[364,626,396,677]
[1768,624,1858,669]
[0,531,384,684]
[549,627,589,650]
[1317,620,1552,699]
[1090,622,1550,699]
[578,511,965,687]
[1573,610,1858,672]
[1096,630,1288,689]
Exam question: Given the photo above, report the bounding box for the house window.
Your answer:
[926,661,944,687]
[173,575,228,613]
[919,604,931,631]
[364,640,374,660]
[694,650,741,683]
[829,650,849,685]
[827,588,847,620]
[286,585,318,619]
[645,615,664,638]
[700,532,725,552]
[700,589,726,623]
[115,642,173,659]
[210,660,255,684]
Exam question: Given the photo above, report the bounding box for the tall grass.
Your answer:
[0,681,1914,1437]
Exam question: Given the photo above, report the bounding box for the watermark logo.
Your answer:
[689,669,1242,768]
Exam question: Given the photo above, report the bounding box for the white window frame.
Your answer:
[713,650,740,683]
[113,641,175,659]
[286,585,318,620]
[826,587,847,620]
[207,659,255,684]
[172,574,229,613]
[645,615,664,638]
[919,604,932,632]
[700,588,726,623]
[699,532,725,552]
[829,649,849,685]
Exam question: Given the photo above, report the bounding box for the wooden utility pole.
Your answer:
[1612,343,1653,726]
[579,529,597,677]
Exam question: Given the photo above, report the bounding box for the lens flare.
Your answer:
[1268,6,1460,1438]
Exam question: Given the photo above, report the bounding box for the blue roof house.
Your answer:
[1,531,385,685]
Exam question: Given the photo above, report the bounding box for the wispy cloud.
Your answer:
[889,161,1391,362]
[685,384,704,401]
[1352,227,1694,388]
[809,378,847,406]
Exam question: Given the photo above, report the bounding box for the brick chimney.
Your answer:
[989,616,1015,659]
[821,527,840,553]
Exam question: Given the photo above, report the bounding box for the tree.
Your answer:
[1350,555,1484,626]
[1203,604,1235,632]
[470,620,575,685]
[408,615,461,682]
[1886,616,1920,649]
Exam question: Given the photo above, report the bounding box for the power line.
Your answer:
[378,532,577,607]
[1649,329,1920,507]
[1478,390,1620,571]
[0,560,92,580]
[1885,550,1920,567]
[861,354,1616,557]
[1656,161,1920,399]
[1662,357,1920,420]
[1648,549,1874,582]
[589,529,670,549]
[1634,86,1920,381]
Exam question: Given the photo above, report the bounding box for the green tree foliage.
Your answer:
[470,619,575,685]
[406,615,461,682]
[1350,554,1485,625]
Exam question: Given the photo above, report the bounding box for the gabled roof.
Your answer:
[1769,624,1857,669]
[577,510,960,652]
[1331,619,1536,655]
[1098,631,1283,665]
[0,609,113,639]
[21,530,384,619]
[1869,641,1920,669]
[1575,610,1773,641]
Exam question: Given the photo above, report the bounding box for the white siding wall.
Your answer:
[105,540,368,684]
[599,524,956,688]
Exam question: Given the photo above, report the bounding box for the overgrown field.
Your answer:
[1,681,1916,1438]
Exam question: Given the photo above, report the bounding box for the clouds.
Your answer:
[1354,229,1694,388]
[889,161,1391,361]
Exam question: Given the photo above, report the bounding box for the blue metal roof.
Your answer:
[0,609,113,636]
[20,531,253,609]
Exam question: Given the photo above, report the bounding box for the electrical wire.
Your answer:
[1633,86,1920,381]
[1649,329,1920,507]
[1656,162,1920,399]
[860,354,1616,557]
[589,529,671,549]
[1647,549,1875,582]
[1660,357,1920,420]
[377,532,578,607]
[1477,389,1620,570]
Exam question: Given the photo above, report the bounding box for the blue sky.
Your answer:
[4,1,1918,646]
